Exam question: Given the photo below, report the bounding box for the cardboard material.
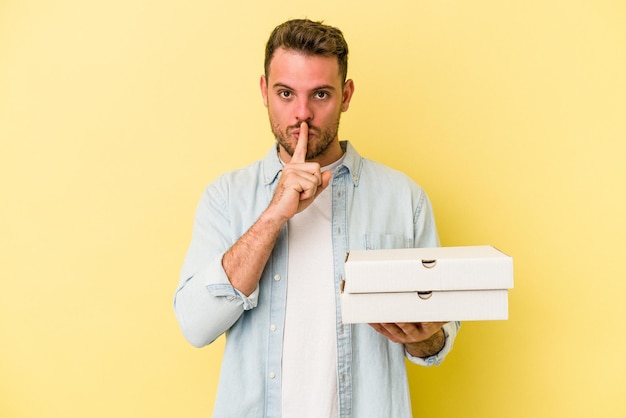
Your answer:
[340,245,513,323]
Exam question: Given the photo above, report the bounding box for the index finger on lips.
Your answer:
[291,121,308,163]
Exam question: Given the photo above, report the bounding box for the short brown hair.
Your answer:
[264,19,349,84]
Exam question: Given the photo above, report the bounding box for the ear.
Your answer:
[341,79,355,112]
[260,75,269,107]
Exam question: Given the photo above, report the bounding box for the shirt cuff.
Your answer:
[233,287,259,310]
[202,254,260,310]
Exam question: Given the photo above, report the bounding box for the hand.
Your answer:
[369,322,447,358]
[268,122,332,221]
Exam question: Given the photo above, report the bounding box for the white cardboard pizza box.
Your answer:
[340,245,513,323]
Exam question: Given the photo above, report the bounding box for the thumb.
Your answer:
[313,170,333,199]
[321,170,332,188]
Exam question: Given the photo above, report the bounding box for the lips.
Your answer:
[290,126,316,139]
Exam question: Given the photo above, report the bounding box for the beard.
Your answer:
[270,115,341,161]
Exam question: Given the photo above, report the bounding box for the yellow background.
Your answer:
[1,1,625,417]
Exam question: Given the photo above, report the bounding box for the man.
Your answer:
[174,18,460,418]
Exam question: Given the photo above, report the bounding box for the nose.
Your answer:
[294,97,313,123]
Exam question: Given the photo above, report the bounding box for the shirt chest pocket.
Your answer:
[364,233,413,250]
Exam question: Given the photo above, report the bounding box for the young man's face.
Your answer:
[260,47,354,166]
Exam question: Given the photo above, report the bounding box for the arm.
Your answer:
[174,122,330,346]
[223,122,331,296]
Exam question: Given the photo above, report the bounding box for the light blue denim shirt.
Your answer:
[174,141,460,418]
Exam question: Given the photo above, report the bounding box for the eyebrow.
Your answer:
[272,82,337,92]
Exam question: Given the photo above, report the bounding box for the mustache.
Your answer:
[288,123,319,135]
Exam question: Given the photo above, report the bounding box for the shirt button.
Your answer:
[273,274,281,281]
[269,372,276,379]
[270,324,277,331]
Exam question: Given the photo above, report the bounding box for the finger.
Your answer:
[369,323,404,343]
[310,170,332,199]
[394,323,423,341]
[321,169,332,187]
[415,322,447,334]
[369,323,387,336]
[291,121,308,163]
[397,322,445,340]
[282,165,322,195]
[285,168,321,201]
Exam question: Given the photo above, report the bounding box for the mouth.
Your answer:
[290,126,316,140]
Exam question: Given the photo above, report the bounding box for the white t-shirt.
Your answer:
[281,158,343,418]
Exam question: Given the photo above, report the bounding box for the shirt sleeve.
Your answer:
[173,183,259,348]
[405,321,461,366]
[413,187,440,248]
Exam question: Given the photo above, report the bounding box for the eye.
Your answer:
[278,90,292,99]
[314,91,329,99]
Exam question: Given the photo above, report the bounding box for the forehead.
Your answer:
[267,48,342,88]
